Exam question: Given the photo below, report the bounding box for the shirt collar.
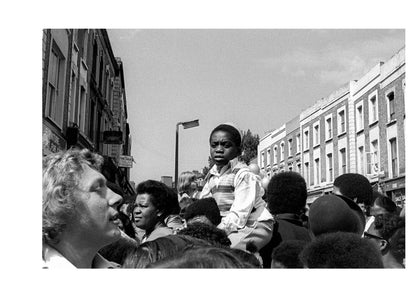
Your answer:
[42,243,119,269]
[210,157,240,176]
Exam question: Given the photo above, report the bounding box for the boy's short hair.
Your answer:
[300,232,383,268]
[333,173,373,206]
[266,171,307,215]
[210,124,242,149]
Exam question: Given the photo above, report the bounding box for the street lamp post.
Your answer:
[175,119,199,189]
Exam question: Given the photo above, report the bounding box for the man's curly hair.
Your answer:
[43,148,103,244]
[374,213,405,263]
[266,171,307,215]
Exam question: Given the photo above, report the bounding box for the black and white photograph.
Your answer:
[3,1,415,297]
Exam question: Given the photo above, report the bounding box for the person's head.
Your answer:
[134,180,180,232]
[98,234,138,265]
[300,232,384,268]
[122,234,210,268]
[267,171,307,215]
[43,149,122,247]
[370,192,397,216]
[178,222,231,247]
[366,213,405,265]
[177,171,198,196]
[209,124,242,168]
[147,246,256,268]
[333,173,374,207]
[271,240,308,268]
[183,197,222,226]
[308,194,365,237]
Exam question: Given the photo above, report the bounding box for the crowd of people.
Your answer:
[42,123,405,268]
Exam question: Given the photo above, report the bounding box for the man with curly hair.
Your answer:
[365,213,405,268]
[259,171,311,268]
[42,149,122,268]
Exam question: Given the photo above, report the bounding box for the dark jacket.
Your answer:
[259,213,311,268]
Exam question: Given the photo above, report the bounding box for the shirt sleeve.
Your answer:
[219,169,263,232]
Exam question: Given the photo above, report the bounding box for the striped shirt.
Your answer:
[200,158,273,232]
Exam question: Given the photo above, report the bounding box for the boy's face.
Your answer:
[210,130,240,168]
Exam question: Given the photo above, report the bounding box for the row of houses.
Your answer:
[258,47,405,207]
[42,29,135,195]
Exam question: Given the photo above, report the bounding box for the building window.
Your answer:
[297,162,301,173]
[296,134,301,153]
[390,138,398,177]
[370,140,379,174]
[288,139,293,156]
[280,142,285,161]
[46,43,65,127]
[327,153,333,182]
[267,148,271,166]
[273,145,278,164]
[68,71,77,125]
[338,108,346,135]
[303,128,309,151]
[387,92,396,122]
[368,91,378,124]
[92,40,98,78]
[79,86,87,133]
[304,162,310,186]
[356,103,364,132]
[261,152,265,169]
[358,146,364,174]
[314,158,320,185]
[325,116,332,140]
[340,148,346,174]
[313,123,320,147]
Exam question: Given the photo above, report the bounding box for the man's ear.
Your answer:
[380,239,389,254]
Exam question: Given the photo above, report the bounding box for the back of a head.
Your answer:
[333,173,373,206]
[136,180,180,220]
[266,171,307,215]
[177,222,231,247]
[300,232,384,268]
[177,171,197,195]
[271,240,308,268]
[374,194,398,214]
[147,246,254,268]
[122,234,210,268]
[308,194,364,237]
[183,198,222,226]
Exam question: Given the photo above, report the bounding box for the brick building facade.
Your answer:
[258,47,405,206]
[42,29,134,195]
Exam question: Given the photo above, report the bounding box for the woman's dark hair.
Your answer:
[147,246,256,268]
[267,171,307,215]
[136,180,180,221]
[122,234,211,268]
[374,213,405,263]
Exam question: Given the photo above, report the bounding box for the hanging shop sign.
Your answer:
[103,131,123,144]
[119,155,134,168]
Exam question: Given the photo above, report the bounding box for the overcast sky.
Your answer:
[107,29,405,184]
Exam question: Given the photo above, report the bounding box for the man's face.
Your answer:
[72,165,122,247]
[134,193,160,231]
[210,130,240,168]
